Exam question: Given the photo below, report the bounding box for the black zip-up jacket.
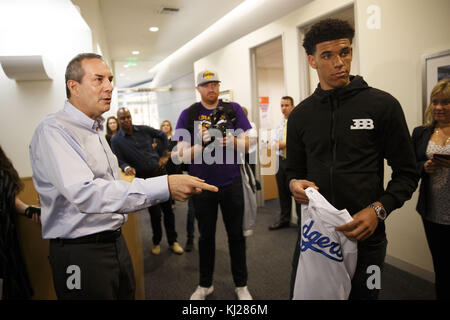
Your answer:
[286,76,419,227]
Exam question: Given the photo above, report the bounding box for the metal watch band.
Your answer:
[368,203,387,221]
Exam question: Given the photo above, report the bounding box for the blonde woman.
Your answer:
[160,120,182,176]
[412,78,450,300]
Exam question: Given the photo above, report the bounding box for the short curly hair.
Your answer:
[303,19,354,55]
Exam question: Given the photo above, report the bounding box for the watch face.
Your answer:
[377,207,387,220]
[370,204,386,220]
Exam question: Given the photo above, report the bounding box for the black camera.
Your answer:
[209,106,229,137]
[199,103,238,147]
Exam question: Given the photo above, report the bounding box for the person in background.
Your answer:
[286,19,419,300]
[112,109,184,256]
[269,96,295,231]
[105,116,119,147]
[241,107,258,176]
[29,53,217,300]
[161,120,196,252]
[160,120,183,183]
[412,78,450,300]
[0,145,40,299]
[174,70,253,300]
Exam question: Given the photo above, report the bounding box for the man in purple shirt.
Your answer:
[174,70,253,300]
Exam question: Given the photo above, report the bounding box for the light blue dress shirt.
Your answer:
[274,119,286,158]
[29,101,170,239]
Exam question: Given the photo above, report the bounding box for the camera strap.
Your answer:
[187,100,237,134]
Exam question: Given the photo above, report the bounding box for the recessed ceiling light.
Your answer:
[132,50,140,55]
[149,26,159,32]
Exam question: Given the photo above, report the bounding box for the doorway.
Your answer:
[250,36,286,206]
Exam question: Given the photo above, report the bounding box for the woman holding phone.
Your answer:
[412,78,450,300]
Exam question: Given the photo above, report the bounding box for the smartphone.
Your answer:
[433,153,450,160]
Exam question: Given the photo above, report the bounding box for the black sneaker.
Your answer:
[268,221,290,231]
[185,238,194,252]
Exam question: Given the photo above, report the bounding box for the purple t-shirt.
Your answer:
[174,101,251,187]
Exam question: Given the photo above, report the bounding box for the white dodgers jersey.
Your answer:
[293,188,358,300]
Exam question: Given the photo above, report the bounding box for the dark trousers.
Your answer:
[423,218,450,300]
[48,234,135,300]
[290,225,387,300]
[148,200,178,245]
[192,176,248,287]
[275,156,293,224]
[348,231,387,300]
[187,198,195,239]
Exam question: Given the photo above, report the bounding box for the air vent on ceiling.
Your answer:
[158,6,180,14]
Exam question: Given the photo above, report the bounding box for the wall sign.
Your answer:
[366,5,381,30]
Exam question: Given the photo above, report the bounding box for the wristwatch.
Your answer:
[368,203,387,221]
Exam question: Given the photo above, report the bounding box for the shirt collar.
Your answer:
[118,125,137,137]
[63,101,105,132]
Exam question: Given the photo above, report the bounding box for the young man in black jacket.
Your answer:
[287,19,419,299]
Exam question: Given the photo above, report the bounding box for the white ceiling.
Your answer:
[100,0,245,63]
[75,0,245,87]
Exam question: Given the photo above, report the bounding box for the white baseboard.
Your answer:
[385,255,435,283]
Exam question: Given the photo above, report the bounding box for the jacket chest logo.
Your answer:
[350,119,374,130]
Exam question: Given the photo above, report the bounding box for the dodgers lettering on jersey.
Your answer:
[293,188,358,300]
[301,220,343,262]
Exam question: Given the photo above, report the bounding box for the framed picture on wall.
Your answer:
[421,49,450,119]
[219,89,233,102]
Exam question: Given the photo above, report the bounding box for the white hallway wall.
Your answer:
[0,0,106,177]
[154,72,197,128]
[71,0,111,68]
[195,0,450,279]
[355,0,450,279]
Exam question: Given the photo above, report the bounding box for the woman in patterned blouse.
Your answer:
[412,78,450,300]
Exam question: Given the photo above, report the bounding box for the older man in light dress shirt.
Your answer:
[29,53,217,300]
